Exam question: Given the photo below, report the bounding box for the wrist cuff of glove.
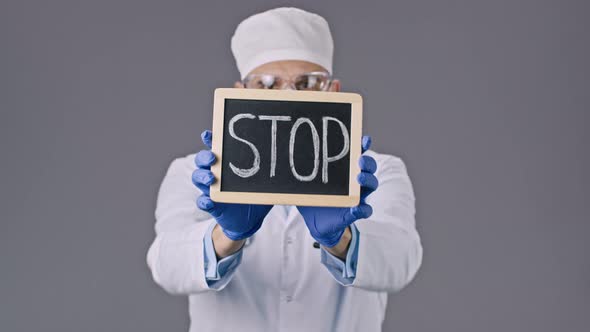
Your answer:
[316,229,345,248]
[221,224,260,241]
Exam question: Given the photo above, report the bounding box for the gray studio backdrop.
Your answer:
[1,0,588,331]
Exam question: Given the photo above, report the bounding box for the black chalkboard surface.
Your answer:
[210,88,363,207]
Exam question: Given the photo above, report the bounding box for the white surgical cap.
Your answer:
[231,7,334,79]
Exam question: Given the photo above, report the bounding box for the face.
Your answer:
[234,60,341,92]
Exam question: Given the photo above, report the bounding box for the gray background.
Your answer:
[1,0,588,331]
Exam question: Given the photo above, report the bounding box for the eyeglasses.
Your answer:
[242,71,332,91]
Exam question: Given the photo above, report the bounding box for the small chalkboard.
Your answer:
[210,88,363,207]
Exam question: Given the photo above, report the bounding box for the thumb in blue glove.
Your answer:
[297,135,379,247]
[192,130,273,241]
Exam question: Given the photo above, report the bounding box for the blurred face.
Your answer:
[234,60,341,92]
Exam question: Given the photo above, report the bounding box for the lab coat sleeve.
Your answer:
[351,154,423,293]
[320,223,360,285]
[203,221,244,289]
[146,155,241,294]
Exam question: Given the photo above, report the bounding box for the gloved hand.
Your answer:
[192,130,273,241]
[297,135,379,247]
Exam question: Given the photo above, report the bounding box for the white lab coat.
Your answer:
[147,150,423,332]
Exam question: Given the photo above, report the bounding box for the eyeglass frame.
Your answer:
[241,71,334,91]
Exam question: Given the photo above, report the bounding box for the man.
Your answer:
[147,7,422,332]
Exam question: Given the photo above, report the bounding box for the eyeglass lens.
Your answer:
[243,73,331,91]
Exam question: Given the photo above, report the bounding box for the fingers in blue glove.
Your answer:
[358,171,378,201]
[197,194,221,218]
[359,155,377,174]
[192,169,215,195]
[343,203,373,224]
[195,182,210,195]
[195,150,216,169]
[357,171,378,190]
[192,169,215,186]
[361,135,372,153]
[197,194,214,210]
[201,130,213,149]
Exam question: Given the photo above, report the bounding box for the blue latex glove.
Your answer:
[297,135,379,247]
[192,130,273,241]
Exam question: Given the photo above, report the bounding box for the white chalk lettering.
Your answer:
[258,115,292,177]
[228,113,260,178]
[289,118,320,182]
[322,116,350,183]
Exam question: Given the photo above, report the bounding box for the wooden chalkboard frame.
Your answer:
[210,88,363,207]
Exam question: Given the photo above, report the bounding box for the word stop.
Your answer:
[228,113,350,183]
